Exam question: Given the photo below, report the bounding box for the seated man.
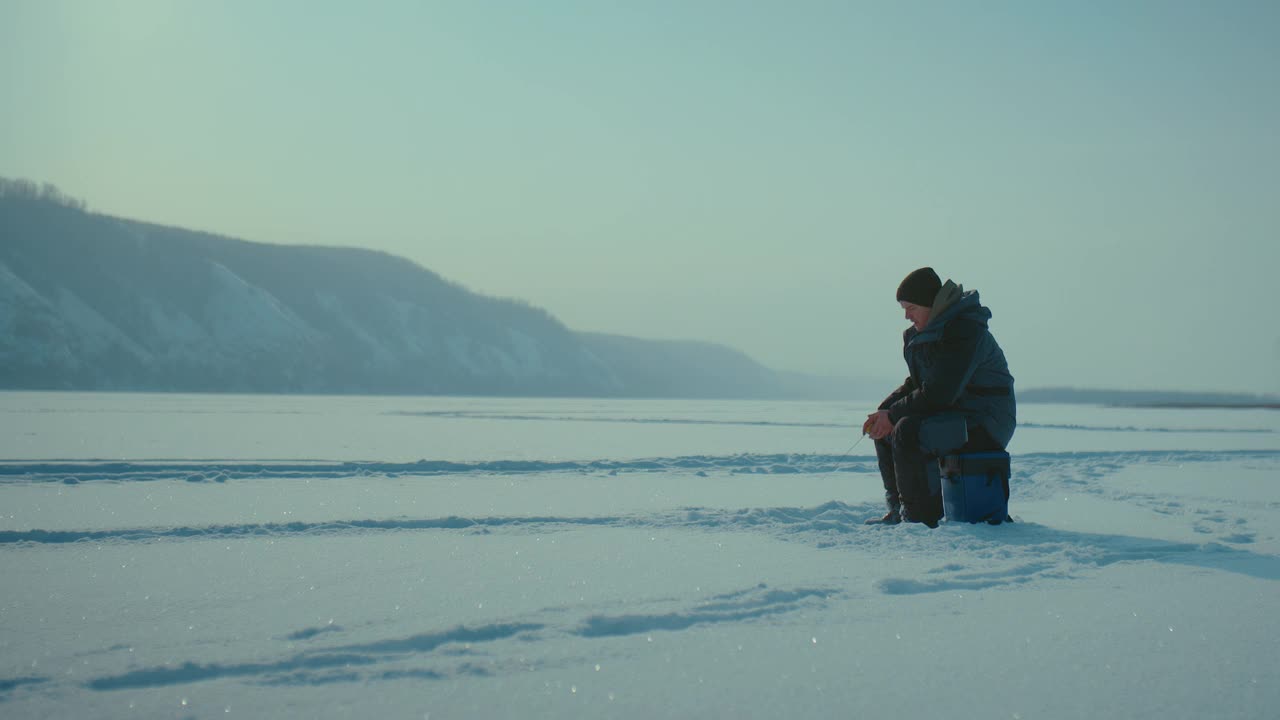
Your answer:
[864,267,1016,527]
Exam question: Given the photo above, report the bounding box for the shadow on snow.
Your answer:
[85,622,541,691]
[83,583,835,691]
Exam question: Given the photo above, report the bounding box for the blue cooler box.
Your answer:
[940,451,1010,524]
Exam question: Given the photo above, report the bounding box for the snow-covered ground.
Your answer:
[1,392,1277,719]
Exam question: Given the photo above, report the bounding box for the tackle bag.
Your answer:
[939,451,1010,524]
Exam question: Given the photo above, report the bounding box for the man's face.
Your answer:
[901,301,931,331]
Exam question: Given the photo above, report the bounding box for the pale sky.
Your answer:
[3,1,1278,393]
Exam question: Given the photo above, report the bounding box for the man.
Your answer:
[864,267,1016,527]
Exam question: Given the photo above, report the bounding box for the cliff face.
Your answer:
[0,196,790,398]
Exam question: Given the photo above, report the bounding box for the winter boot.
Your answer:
[900,501,940,529]
[865,500,901,525]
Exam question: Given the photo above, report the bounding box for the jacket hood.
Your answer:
[929,280,964,320]
[917,285,990,339]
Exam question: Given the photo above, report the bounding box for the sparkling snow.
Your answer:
[1,392,1277,718]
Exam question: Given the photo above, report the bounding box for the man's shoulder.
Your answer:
[940,313,988,342]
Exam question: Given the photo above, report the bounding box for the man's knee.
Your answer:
[889,415,922,446]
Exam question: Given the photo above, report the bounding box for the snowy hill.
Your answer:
[0,193,801,398]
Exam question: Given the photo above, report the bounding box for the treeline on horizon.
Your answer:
[0,177,87,212]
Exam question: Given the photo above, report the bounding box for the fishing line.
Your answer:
[835,431,868,464]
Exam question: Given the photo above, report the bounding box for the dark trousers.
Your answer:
[874,415,1002,524]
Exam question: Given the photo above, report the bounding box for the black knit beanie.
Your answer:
[896,267,942,307]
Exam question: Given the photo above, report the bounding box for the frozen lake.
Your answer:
[2,392,1278,718]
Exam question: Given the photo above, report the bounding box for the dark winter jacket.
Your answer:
[879,283,1016,448]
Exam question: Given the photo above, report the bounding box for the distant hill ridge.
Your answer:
[1020,388,1280,409]
[0,185,810,398]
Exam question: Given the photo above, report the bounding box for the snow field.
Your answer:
[1,393,1277,718]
